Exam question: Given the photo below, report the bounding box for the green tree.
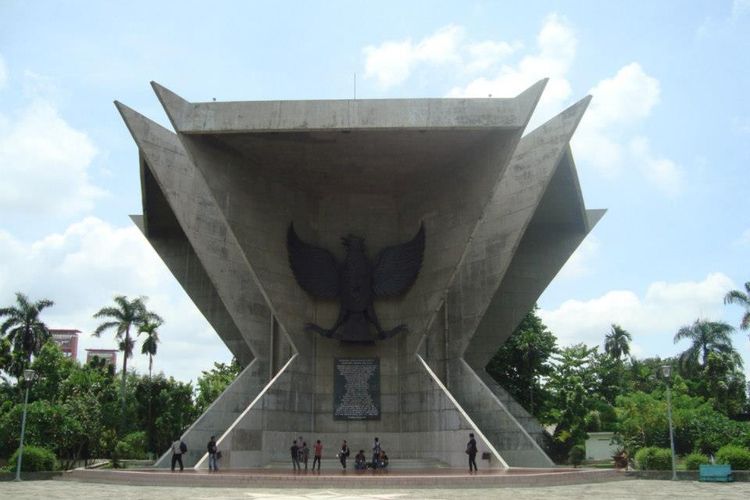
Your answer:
[139,319,162,379]
[604,324,632,360]
[92,295,162,433]
[724,281,750,333]
[673,319,739,372]
[486,307,557,419]
[0,292,54,371]
[195,360,242,414]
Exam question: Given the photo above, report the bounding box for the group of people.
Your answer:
[290,436,324,472]
[171,432,479,474]
[291,436,390,473]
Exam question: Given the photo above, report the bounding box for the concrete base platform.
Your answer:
[58,467,627,488]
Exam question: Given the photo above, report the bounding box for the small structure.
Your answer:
[585,432,618,461]
[50,329,80,359]
[86,349,118,369]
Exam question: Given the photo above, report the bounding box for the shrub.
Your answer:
[715,445,750,470]
[113,431,149,460]
[568,445,585,467]
[684,452,709,470]
[7,445,57,471]
[634,447,672,470]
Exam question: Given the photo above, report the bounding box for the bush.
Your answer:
[113,431,149,460]
[634,447,672,470]
[715,445,750,470]
[684,452,709,470]
[568,445,585,467]
[7,445,57,471]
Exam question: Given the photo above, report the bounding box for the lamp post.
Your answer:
[15,369,37,481]
[661,365,677,481]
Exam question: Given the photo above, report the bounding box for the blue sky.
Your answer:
[0,1,748,382]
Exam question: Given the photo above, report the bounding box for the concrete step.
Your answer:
[266,458,449,470]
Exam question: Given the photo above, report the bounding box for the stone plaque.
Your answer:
[333,358,380,420]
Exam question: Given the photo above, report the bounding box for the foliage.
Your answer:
[7,445,57,471]
[114,431,149,460]
[684,452,709,470]
[568,444,585,467]
[715,445,750,470]
[0,292,54,372]
[92,295,163,432]
[634,446,672,470]
[724,281,750,332]
[673,319,739,372]
[604,324,631,360]
[138,319,162,377]
[195,359,242,414]
[486,307,557,419]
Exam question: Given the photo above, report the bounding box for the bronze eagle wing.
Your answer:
[371,223,425,297]
[287,224,340,299]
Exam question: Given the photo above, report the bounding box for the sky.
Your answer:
[0,0,748,384]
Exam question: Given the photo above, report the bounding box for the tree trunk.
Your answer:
[120,327,129,435]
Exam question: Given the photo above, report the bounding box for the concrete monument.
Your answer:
[115,79,603,469]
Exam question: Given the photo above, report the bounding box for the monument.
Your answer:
[115,79,603,469]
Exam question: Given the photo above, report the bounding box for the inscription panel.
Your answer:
[333,358,380,420]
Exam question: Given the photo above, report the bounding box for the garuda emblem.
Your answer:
[287,223,425,342]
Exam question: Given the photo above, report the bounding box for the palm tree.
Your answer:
[604,324,632,360]
[673,319,740,371]
[92,295,162,431]
[724,281,750,332]
[139,319,162,379]
[0,292,54,368]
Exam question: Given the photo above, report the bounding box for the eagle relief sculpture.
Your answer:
[287,223,425,342]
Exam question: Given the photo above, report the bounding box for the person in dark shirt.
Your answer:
[467,433,478,472]
[354,449,367,471]
[339,440,350,470]
[313,440,323,471]
[291,440,300,471]
[207,436,219,472]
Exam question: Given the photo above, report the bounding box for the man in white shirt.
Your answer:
[171,439,185,471]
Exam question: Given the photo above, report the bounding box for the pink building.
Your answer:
[50,329,80,359]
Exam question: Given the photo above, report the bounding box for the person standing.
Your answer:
[313,440,323,471]
[339,439,350,470]
[302,441,310,471]
[291,440,300,472]
[207,435,219,472]
[371,437,381,470]
[171,438,185,472]
[467,433,478,473]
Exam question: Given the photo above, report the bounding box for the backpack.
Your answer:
[179,441,187,453]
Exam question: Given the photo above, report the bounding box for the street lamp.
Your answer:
[15,369,37,481]
[661,365,677,481]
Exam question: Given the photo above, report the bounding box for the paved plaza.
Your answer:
[1,480,749,499]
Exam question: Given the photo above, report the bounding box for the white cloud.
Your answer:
[585,63,660,129]
[448,14,576,123]
[558,236,600,279]
[572,63,685,194]
[539,272,736,350]
[0,217,231,383]
[0,99,106,216]
[630,136,684,197]
[363,24,522,89]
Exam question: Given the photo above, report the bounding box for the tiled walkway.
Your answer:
[2,479,749,499]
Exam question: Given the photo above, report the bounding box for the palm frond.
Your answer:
[93,321,120,336]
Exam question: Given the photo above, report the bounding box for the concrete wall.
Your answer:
[117,81,603,469]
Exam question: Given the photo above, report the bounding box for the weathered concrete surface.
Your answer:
[116,80,602,470]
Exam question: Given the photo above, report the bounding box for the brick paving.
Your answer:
[1,478,750,499]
